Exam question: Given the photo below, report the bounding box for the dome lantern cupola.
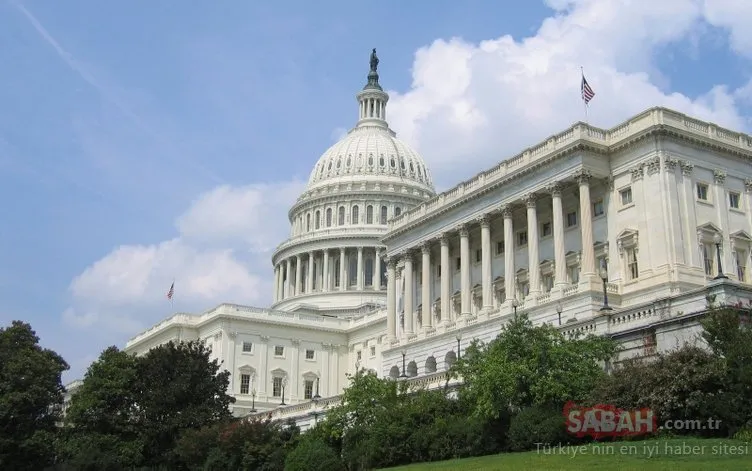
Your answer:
[356,49,389,129]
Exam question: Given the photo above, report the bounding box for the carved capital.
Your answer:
[227,331,237,340]
[604,176,615,191]
[500,204,513,219]
[745,179,752,193]
[547,182,563,197]
[458,224,469,238]
[713,169,727,185]
[291,338,301,346]
[646,156,660,176]
[680,160,694,176]
[439,233,450,246]
[478,214,491,228]
[421,242,431,255]
[573,169,592,185]
[214,332,223,341]
[523,193,537,208]
[403,251,415,264]
[260,335,270,343]
[630,164,644,182]
[665,158,679,171]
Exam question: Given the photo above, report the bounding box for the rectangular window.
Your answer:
[475,249,481,263]
[242,341,253,353]
[496,241,505,255]
[620,188,633,206]
[272,377,283,397]
[566,211,577,227]
[517,231,528,247]
[729,192,741,209]
[541,222,552,237]
[370,346,376,357]
[568,265,579,284]
[304,380,314,400]
[627,248,639,280]
[703,244,714,276]
[274,346,284,357]
[736,250,747,282]
[240,374,251,394]
[305,349,315,360]
[593,199,605,216]
[696,183,709,201]
[542,274,554,292]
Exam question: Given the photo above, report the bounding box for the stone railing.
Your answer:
[387,107,752,233]
[274,226,387,254]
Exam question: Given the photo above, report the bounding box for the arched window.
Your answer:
[315,211,321,229]
[334,259,341,288]
[366,205,374,224]
[365,258,374,286]
[351,205,359,224]
[395,207,402,217]
[380,205,388,224]
[326,208,332,227]
[306,214,311,232]
[338,206,345,225]
[349,255,357,286]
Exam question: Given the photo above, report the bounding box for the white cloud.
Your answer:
[64,181,303,334]
[387,0,752,188]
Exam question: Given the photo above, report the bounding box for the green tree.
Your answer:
[58,346,143,469]
[0,321,68,470]
[136,340,235,468]
[454,315,616,420]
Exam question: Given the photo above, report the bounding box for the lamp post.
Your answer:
[280,377,288,406]
[714,233,728,280]
[313,376,321,400]
[399,350,407,378]
[250,388,257,413]
[599,266,613,311]
[512,298,519,319]
[456,334,462,360]
[556,301,563,326]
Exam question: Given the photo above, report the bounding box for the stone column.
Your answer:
[525,194,541,295]
[480,216,493,310]
[307,251,314,293]
[323,249,330,292]
[290,338,300,400]
[550,183,567,288]
[386,258,397,340]
[502,206,515,303]
[285,259,293,298]
[295,255,302,296]
[273,265,279,302]
[339,248,346,291]
[258,335,270,396]
[421,243,432,330]
[440,234,451,322]
[356,247,364,290]
[576,170,596,278]
[404,253,414,335]
[459,225,471,316]
[374,249,382,290]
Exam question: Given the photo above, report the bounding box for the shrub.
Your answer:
[507,406,569,452]
[284,438,344,471]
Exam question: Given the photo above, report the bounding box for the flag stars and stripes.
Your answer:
[581,75,595,104]
[167,282,174,300]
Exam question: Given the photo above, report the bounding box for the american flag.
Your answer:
[581,74,595,105]
[166,282,174,300]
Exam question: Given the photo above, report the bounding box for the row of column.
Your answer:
[386,170,598,340]
[273,247,385,302]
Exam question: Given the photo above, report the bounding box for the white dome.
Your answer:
[307,125,434,191]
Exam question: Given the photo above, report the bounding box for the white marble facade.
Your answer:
[122,59,752,420]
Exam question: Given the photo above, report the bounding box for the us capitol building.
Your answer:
[119,51,752,428]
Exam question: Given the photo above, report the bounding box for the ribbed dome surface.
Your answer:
[307,125,434,191]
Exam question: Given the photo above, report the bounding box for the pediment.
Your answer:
[301,370,318,379]
[616,228,639,240]
[731,230,752,241]
[270,368,287,377]
[697,222,721,234]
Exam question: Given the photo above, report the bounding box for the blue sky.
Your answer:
[1,0,751,381]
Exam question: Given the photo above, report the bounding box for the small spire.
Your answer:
[364,48,382,91]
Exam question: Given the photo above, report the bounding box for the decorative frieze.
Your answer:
[713,169,727,185]
[630,164,644,182]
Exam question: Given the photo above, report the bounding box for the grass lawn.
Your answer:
[385,438,751,470]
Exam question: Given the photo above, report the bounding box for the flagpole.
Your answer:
[581,66,589,124]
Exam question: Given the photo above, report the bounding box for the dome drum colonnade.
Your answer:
[384,168,609,343]
[271,49,436,311]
